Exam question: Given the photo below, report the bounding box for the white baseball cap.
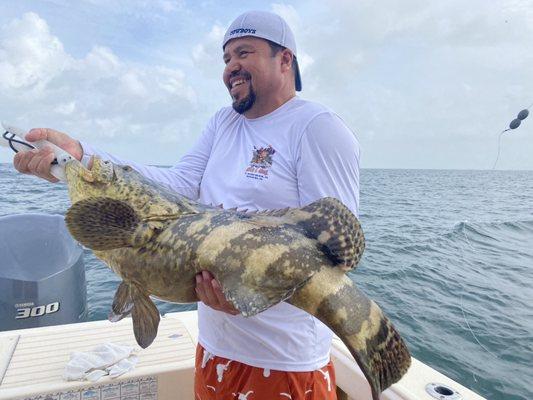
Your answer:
[222,10,302,91]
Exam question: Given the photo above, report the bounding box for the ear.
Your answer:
[280,49,293,73]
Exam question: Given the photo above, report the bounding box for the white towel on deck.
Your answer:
[63,343,138,382]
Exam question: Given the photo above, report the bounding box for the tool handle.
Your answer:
[1,123,73,181]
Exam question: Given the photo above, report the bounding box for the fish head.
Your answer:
[65,156,147,200]
[65,156,119,198]
[64,156,195,217]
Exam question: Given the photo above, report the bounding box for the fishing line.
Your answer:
[491,129,508,170]
[464,101,532,356]
[458,224,500,360]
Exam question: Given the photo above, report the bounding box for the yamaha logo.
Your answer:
[15,301,60,319]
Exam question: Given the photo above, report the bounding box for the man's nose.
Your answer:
[225,58,241,76]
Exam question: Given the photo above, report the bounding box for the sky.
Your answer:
[1,0,532,169]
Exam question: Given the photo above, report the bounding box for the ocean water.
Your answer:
[0,164,532,400]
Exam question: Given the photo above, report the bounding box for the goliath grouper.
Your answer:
[63,157,411,399]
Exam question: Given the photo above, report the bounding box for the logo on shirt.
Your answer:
[245,145,276,181]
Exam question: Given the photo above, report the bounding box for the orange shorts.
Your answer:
[194,344,337,400]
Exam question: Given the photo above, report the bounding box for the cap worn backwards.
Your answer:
[222,10,302,91]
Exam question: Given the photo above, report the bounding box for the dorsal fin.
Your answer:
[66,198,152,250]
[253,207,291,217]
[296,197,365,271]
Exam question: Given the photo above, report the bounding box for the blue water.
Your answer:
[1,164,532,400]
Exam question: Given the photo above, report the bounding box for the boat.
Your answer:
[0,310,486,400]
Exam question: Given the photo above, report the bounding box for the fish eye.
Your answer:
[122,166,133,172]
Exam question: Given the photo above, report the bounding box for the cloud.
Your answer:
[285,0,533,168]
[82,46,120,76]
[192,23,226,74]
[270,3,314,73]
[48,0,185,17]
[1,2,532,169]
[0,12,71,92]
[0,11,199,163]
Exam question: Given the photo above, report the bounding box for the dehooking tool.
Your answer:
[0,123,76,181]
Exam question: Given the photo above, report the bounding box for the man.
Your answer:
[15,11,360,400]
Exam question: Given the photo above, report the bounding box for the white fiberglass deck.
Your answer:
[0,313,197,400]
[0,311,486,400]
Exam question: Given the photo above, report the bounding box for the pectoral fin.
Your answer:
[66,198,157,250]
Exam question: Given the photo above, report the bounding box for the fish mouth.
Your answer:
[65,158,87,174]
[65,157,96,183]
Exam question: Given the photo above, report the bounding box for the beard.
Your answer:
[229,71,255,114]
[232,85,256,114]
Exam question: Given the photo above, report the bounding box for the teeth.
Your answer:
[231,79,246,88]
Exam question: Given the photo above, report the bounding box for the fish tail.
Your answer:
[110,281,160,348]
[288,268,411,400]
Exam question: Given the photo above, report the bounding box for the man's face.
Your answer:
[222,37,282,114]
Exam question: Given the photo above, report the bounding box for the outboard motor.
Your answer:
[0,213,87,330]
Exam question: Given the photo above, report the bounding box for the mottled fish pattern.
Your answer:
[63,157,411,399]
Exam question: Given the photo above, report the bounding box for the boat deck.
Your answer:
[0,313,197,400]
[0,311,486,400]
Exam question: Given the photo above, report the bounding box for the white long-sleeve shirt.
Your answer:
[81,96,361,371]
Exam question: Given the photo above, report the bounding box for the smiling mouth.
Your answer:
[231,78,248,89]
[229,73,252,94]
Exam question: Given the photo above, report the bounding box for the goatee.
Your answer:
[232,87,256,114]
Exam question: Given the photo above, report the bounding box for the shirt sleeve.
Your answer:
[296,112,361,216]
[79,116,216,200]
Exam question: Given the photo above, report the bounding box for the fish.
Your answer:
[63,157,411,399]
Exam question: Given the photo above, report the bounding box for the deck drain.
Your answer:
[425,383,462,400]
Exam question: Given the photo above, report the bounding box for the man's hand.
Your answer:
[13,128,83,183]
[195,271,240,315]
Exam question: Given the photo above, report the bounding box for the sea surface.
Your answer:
[0,164,532,400]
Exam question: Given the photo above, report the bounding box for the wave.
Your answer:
[451,219,533,239]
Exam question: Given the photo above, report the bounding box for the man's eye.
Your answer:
[239,51,249,57]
